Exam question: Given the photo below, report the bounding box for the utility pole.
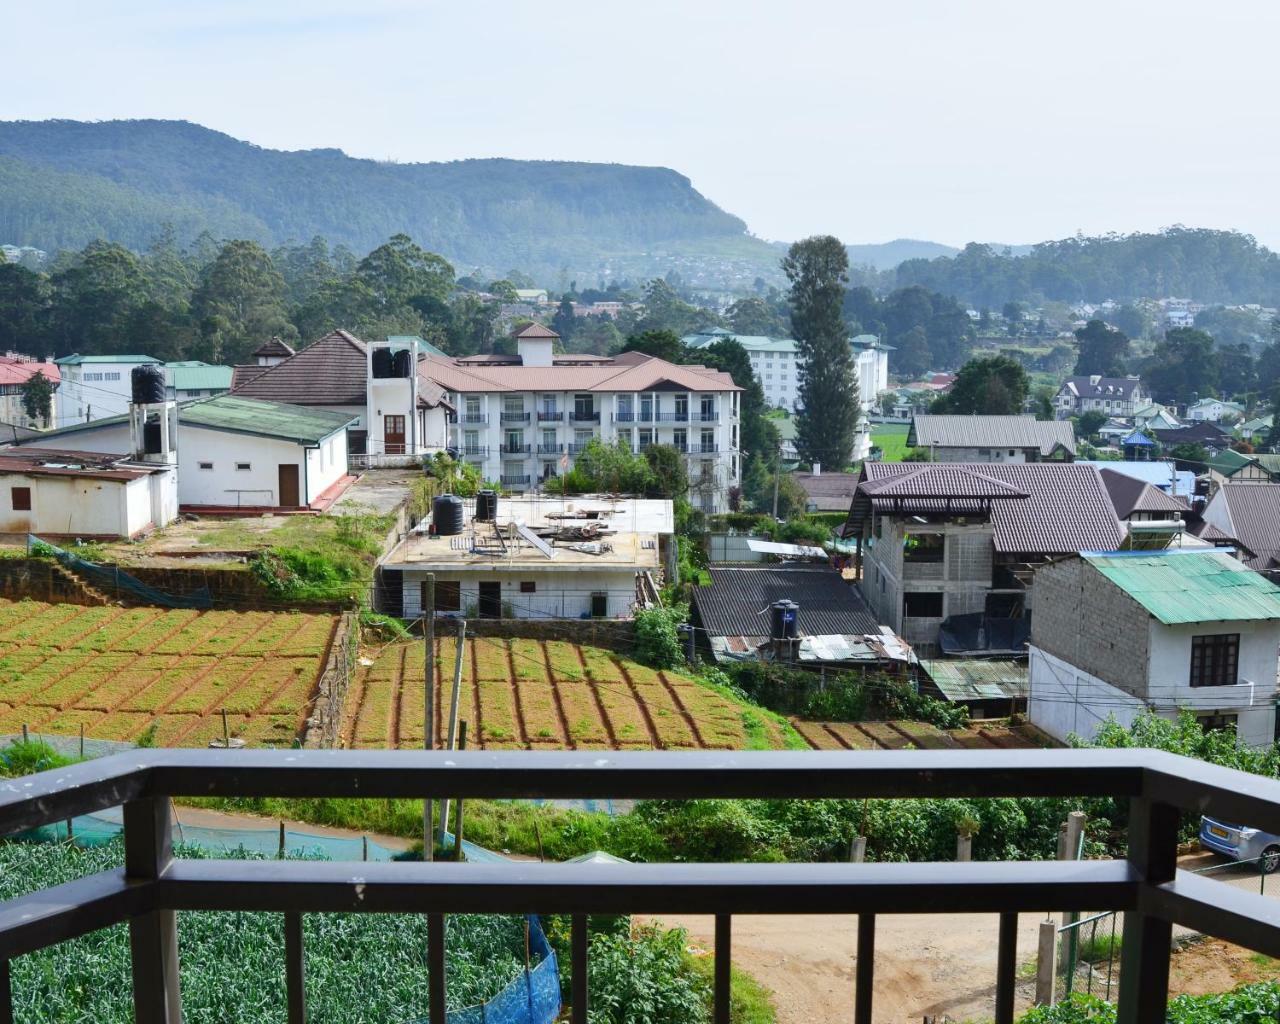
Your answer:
[771,446,781,519]
[437,618,467,849]
[422,573,435,862]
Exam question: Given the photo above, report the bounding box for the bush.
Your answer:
[585,925,710,1024]
[1020,984,1280,1024]
[634,606,685,669]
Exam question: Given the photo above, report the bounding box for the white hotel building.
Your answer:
[422,324,742,513]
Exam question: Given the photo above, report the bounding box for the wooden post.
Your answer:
[438,618,467,848]
[278,821,286,859]
[422,572,435,862]
[1035,919,1058,1006]
[221,708,230,749]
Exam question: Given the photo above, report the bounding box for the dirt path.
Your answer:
[650,911,1046,1024]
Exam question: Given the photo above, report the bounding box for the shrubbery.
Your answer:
[1021,985,1280,1024]
[634,606,685,669]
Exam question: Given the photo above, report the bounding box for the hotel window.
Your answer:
[1190,634,1239,687]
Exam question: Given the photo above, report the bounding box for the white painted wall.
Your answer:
[0,471,146,537]
[1029,645,1148,743]
[399,568,639,620]
[55,362,154,428]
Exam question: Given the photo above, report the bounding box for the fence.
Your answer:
[1054,855,1280,1002]
[27,534,212,609]
[304,610,360,748]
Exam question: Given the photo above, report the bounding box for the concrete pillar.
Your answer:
[956,834,972,862]
[849,836,867,863]
[1035,919,1058,1005]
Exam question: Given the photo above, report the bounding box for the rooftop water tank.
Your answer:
[770,600,799,641]
[432,494,464,536]
[131,364,166,405]
[475,489,498,522]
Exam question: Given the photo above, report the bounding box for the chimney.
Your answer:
[518,335,554,367]
[812,461,822,476]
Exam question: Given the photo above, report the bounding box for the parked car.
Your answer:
[1200,816,1280,873]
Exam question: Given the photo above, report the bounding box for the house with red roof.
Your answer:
[0,353,60,430]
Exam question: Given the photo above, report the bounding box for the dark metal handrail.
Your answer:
[0,749,1277,1024]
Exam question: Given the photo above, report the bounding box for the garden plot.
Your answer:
[341,637,798,751]
[0,599,338,747]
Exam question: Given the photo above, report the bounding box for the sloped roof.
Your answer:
[515,323,559,340]
[853,462,1125,555]
[251,337,296,359]
[1122,430,1155,447]
[1206,483,1280,570]
[909,415,1076,456]
[419,352,739,394]
[166,362,233,392]
[1208,448,1268,478]
[230,330,367,406]
[692,566,879,639]
[0,448,163,481]
[0,359,59,387]
[1099,468,1187,519]
[1084,550,1280,624]
[859,464,1030,500]
[55,354,161,366]
[794,472,861,511]
[1058,376,1144,400]
[180,394,355,445]
[1151,423,1232,447]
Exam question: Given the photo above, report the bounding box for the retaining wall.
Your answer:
[0,558,106,606]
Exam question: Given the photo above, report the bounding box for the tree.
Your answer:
[550,296,577,342]
[355,234,454,311]
[1109,304,1149,340]
[1073,320,1130,377]
[1143,328,1219,405]
[1031,385,1056,421]
[783,236,860,468]
[894,326,932,379]
[48,242,148,355]
[1002,301,1024,336]
[644,444,688,499]
[0,263,50,355]
[191,241,296,363]
[486,280,520,303]
[1217,342,1257,401]
[725,296,789,337]
[620,329,686,363]
[932,355,1029,415]
[19,371,54,426]
[1076,410,1108,439]
[635,279,707,336]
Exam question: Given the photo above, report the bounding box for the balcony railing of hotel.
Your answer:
[500,474,530,487]
[536,410,562,422]
[566,442,593,455]
[451,412,488,425]
[568,410,600,423]
[500,443,532,455]
[500,411,530,424]
[0,749,1275,1024]
[457,445,488,457]
[536,443,564,455]
[655,411,689,422]
[683,443,719,455]
[695,410,718,422]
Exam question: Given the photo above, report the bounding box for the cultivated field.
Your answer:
[0,599,338,747]
[790,717,1044,750]
[342,637,797,750]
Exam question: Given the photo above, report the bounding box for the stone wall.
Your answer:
[302,610,359,749]
[0,558,106,606]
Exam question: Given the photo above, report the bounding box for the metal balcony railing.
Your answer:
[684,443,719,455]
[451,413,488,425]
[499,443,531,455]
[566,443,592,455]
[569,411,599,423]
[655,411,688,422]
[536,410,562,422]
[500,411,530,424]
[536,443,564,455]
[2,749,1277,1024]
[612,412,635,423]
[500,474,530,487]
[458,445,488,457]
[696,410,718,422]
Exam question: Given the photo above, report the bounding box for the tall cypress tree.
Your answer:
[783,236,859,468]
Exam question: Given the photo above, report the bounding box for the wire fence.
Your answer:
[1055,855,1278,1002]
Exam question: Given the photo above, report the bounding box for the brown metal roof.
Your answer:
[0,449,163,482]
[1207,483,1280,570]
[908,415,1076,457]
[794,472,862,511]
[230,330,367,406]
[251,336,296,359]
[514,323,560,340]
[1099,468,1188,519]
[852,462,1125,555]
[419,352,739,395]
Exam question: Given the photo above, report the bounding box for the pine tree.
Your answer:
[783,236,859,467]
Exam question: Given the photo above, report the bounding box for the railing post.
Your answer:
[714,914,731,1024]
[1116,797,1178,1024]
[428,912,446,1023]
[0,958,11,1024]
[571,914,588,1024]
[855,913,875,1024]
[124,796,183,1024]
[285,912,306,1024]
[995,912,1017,1024]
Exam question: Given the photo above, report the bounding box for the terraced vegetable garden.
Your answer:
[0,599,338,747]
[789,717,1044,750]
[342,637,801,751]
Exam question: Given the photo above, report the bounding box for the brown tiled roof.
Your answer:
[515,323,559,340]
[1099,468,1188,519]
[859,464,1030,499]
[230,364,271,388]
[230,330,367,406]
[419,352,739,394]
[251,337,296,359]
[794,472,862,512]
[692,566,880,639]
[1205,483,1280,570]
[851,462,1125,555]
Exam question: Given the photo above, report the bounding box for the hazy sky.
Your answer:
[6,0,1280,248]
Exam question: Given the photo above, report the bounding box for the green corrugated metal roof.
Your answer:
[182,395,355,445]
[1208,448,1255,475]
[924,659,1028,701]
[387,334,448,357]
[56,354,162,365]
[1085,550,1280,624]
[166,363,233,391]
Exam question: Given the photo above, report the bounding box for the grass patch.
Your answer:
[686,951,778,1024]
[871,423,910,462]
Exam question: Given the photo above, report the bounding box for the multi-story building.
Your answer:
[0,353,60,429]
[54,354,162,427]
[426,324,741,512]
[684,329,890,414]
[1054,375,1148,419]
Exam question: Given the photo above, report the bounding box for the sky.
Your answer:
[5,0,1280,249]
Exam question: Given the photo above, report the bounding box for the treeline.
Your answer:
[0,232,534,364]
[877,228,1280,308]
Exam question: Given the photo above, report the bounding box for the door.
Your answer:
[384,414,406,454]
[478,582,502,619]
[278,464,300,507]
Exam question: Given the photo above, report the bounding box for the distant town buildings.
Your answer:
[1054,375,1148,420]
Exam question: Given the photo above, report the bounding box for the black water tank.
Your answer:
[371,348,393,378]
[131,364,166,405]
[432,494,464,536]
[770,600,799,641]
[475,489,498,522]
[142,419,163,455]
[392,348,412,377]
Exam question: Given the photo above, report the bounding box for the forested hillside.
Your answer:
[0,120,769,282]
[888,229,1280,307]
